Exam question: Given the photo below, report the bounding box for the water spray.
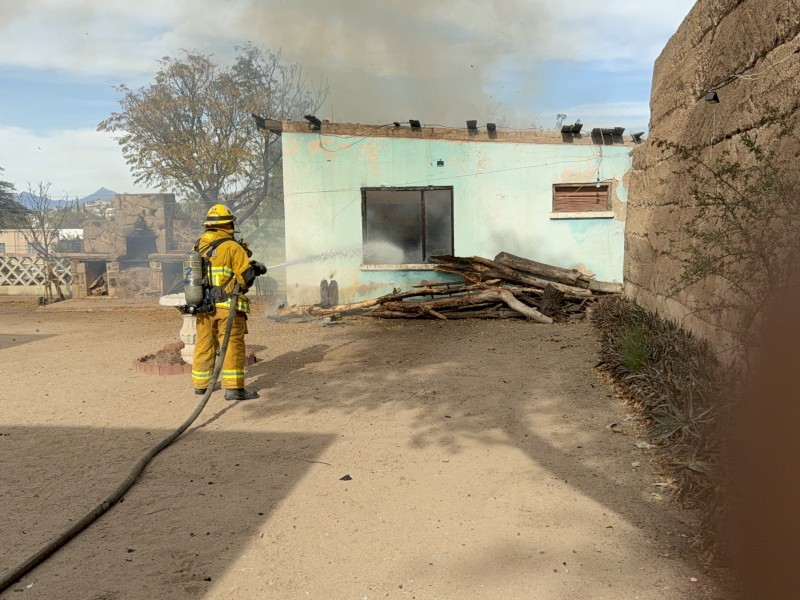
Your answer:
[267,246,363,271]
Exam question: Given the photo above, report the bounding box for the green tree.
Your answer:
[98,45,326,225]
[0,167,25,229]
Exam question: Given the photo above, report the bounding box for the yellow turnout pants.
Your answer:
[191,307,248,390]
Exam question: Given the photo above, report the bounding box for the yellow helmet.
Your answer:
[204,203,236,227]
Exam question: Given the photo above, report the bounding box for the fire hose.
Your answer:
[0,291,241,594]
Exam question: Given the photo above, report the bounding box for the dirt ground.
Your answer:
[0,296,724,600]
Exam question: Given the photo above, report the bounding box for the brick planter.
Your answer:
[132,358,193,376]
[133,343,258,376]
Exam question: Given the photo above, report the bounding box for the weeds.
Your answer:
[618,323,650,373]
[592,296,730,560]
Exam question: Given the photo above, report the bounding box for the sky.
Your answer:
[0,0,696,200]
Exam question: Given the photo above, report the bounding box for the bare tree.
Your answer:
[656,132,800,351]
[13,182,73,302]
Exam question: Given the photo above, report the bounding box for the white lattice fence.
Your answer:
[0,256,72,287]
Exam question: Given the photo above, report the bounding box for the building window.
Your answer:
[552,183,611,213]
[0,242,5,253]
[362,187,453,265]
[27,243,42,254]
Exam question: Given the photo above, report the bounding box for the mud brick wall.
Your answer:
[626,0,800,356]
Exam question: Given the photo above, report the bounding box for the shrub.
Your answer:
[592,296,730,561]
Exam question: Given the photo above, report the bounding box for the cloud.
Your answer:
[0,0,692,192]
[527,1,695,67]
[0,1,694,89]
[0,125,155,197]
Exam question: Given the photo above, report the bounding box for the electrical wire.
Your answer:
[316,122,402,152]
[283,154,606,199]
[0,292,241,594]
[278,153,619,250]
[734,45,799,81]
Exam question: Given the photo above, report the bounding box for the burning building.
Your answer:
[277,120,634,307]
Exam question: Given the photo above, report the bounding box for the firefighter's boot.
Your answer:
[224,388,259,401]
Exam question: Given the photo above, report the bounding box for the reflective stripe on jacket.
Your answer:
[196,229,251,314]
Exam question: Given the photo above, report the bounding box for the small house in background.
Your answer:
[277,120,635,307]
[0,230,33,255]
[0,228,83,256]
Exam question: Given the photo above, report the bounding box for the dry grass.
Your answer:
[591,296,731,561]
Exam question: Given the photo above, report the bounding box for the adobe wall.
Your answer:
[626,0,800,358]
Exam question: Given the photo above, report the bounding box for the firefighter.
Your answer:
[191,203,266,400]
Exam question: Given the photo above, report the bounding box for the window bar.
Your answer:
[420,190,427,261]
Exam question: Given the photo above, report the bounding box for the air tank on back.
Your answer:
[183,251,205,308]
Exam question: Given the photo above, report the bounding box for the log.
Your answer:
[381,289,501,313]
[370,306,525,320]
[278,251,607,321]
[441,308,523,319]
[369,309,422,319]
[539,284,565,317]
[494,251,592,288]
[503,286,544,297]
[461,256,593,299]
[433,254,615,298]
[382,288,553,323]
[587,279,623,294]
[276,281,494,318]
[516,294,542,308]
[497,289,553,323]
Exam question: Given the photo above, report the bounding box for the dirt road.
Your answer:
[0,297,721,599]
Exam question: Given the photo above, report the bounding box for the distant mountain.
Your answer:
[79,187,117,204]
[15,187,118,209]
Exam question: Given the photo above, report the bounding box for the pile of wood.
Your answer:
[278,252,622,323]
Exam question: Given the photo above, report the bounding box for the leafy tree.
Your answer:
[99,45,327,225]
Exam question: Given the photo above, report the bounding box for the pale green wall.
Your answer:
[282,132,631,306]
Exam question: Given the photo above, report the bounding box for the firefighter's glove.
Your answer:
[250,260,268,276]
[242,260,267,289]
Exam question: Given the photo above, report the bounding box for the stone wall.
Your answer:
[75,194,179,298]
[626,0,800,357]
[84,193,176,255]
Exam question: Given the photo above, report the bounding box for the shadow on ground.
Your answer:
[0,426,335,598]
[0,334,55,350]
[243,320,661,534]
